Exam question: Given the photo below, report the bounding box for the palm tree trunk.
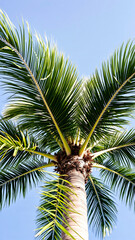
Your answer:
[61,168,89,240]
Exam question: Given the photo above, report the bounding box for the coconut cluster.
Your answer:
[54,145,94,183]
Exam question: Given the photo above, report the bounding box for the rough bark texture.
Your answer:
[55,148,93,183]
[61,168,89,240]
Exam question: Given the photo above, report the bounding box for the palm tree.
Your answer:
[0,10,135,240]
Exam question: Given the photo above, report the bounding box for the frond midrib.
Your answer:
[79,72,135,156]
[88,175,106,225]
[0,36,71,155]
[92,142,135,159]
[92,163,135,185]
[0,162,54,187]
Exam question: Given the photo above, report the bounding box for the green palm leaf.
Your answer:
[0,159,54,209]
[36,177,80,240]
[0,118,56,168]
[79,42,135,155]
[0,10,81,154]
[92,129,135,167]
[99,160,135,208]
[86,175,117,238]
[0,118,36,168]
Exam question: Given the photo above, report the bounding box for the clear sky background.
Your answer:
[0,0,135,239]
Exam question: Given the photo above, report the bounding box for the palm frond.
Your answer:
[0,118,56,168]
[0,10,81,153]
[0,118,36,168]
[36,176,80,240]
[79,41,135,155]
[97,160,135,209]
[86,175,117,238]
[92,129,135,167]
[0,159,54,209]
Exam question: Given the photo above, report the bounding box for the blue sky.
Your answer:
[0,0,135,239]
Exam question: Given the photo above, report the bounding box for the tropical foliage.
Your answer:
[0,10,135,239]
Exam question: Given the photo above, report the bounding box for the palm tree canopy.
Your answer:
[0,10,135,239]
